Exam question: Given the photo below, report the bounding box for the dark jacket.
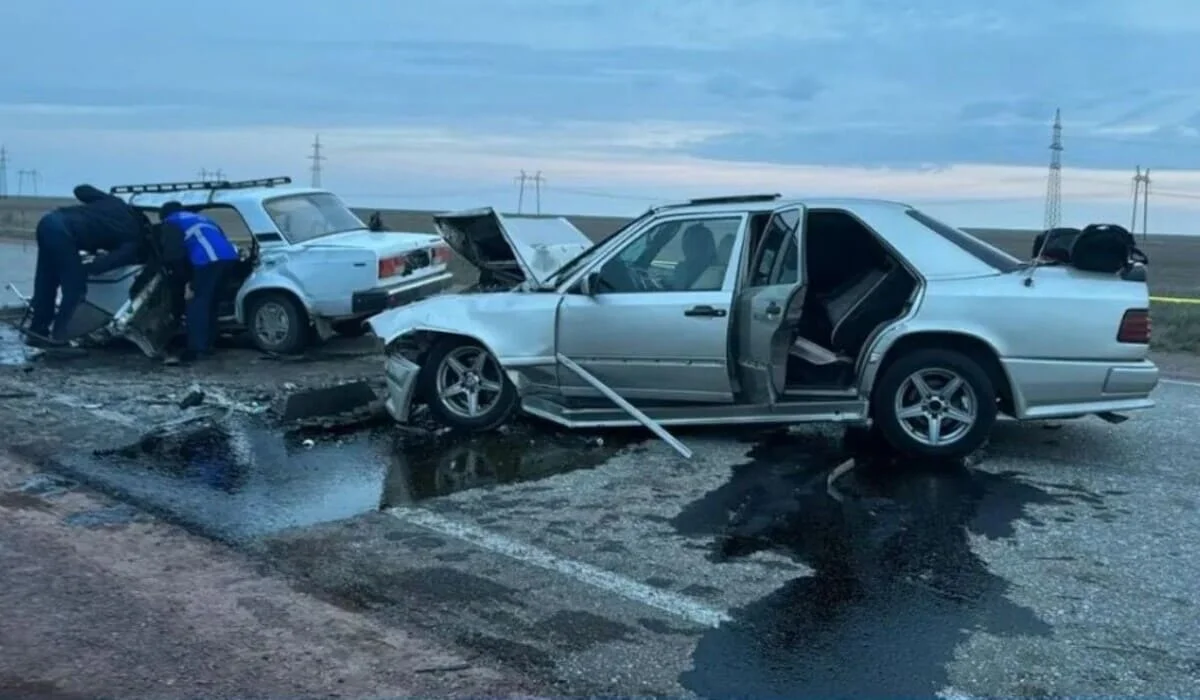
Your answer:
[59,185,145,274]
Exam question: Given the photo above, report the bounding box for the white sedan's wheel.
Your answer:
[872,348,997,460]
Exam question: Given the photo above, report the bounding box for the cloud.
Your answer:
[2,0,1200,231]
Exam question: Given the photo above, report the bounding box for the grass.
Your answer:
[5,195,1200,352]
[1150,302,1200,353]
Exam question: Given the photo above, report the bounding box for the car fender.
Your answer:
[235,270,312,325]
[366,293,559,366]
[857,317,1012,399]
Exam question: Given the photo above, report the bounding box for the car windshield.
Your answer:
[541,209,654,288]
[263,193,365,243]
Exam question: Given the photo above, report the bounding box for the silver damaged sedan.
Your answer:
[367,195,1158,460]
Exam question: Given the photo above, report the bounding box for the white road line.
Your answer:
[1160,378,1200,389]
[388,507,733,629]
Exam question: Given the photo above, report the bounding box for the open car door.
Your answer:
[733,206,804,404]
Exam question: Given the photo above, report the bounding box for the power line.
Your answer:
[0,145,7,199]
[198,168,225,182]
[309,134,326,188]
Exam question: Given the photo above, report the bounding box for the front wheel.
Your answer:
[245,292,309,354]
[871,348,997,461]
[418,337,518,431]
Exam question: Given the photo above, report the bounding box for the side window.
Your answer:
[749,209,800,287]
[596,216,741,293]
[771,234,799,285]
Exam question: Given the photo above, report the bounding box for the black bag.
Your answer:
[1069,223,1147,273]
[1032,227,1081,263]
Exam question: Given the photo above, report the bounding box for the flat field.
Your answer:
[4,196,1198,351]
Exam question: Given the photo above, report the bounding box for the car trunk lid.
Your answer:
[433,208,592,287]
[298,229,452,286]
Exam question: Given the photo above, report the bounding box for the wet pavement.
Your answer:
[37,412,638,542]
[2,337,1200,695]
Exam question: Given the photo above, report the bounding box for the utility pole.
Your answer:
[1141,168,1151,240]
[0,145,8,199]
[17,169,39,196]
[1130,165,1143,234]
[308,134,325,188]
[1042,108,1063,231]
[515,170,527,214]
[515,170,546,214]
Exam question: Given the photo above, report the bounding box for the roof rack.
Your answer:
[110,176,293,195]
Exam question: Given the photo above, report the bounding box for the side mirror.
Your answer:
[579,271,601,296]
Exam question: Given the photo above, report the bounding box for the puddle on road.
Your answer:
[674,429,1082,698]
[50,413,639,542]
[0,323,35,367]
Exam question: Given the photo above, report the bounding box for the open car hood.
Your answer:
[434,207,591,287]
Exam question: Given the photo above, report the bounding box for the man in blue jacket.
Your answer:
[27,184,145,346]
[159,201,240,362]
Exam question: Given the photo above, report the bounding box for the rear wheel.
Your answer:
[246,292,308,354]
[871,348,996,461]
[419,337,518,431]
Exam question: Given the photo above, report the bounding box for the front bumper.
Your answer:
[382,353,422,422]
[351,271,453,316]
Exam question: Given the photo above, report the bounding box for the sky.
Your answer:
[3,0,1200,232]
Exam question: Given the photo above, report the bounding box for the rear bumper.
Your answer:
[1002,357,1159,419]
[351,272,453,316]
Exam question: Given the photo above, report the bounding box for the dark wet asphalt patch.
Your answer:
[29,413,638,543]
[674,430,1084,698]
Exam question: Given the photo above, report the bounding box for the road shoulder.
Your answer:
[0,451,537,699]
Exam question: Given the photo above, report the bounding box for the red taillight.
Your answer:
[378,256,406,278]
[1117,308,1150,344]
[432,244,453,264]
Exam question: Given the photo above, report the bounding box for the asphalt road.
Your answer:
[2,328,1199,697]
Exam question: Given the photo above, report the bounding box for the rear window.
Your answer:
[906,209,1023,273]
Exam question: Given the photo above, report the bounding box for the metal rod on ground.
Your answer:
[554,352,693,459]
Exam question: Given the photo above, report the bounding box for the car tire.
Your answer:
[419,336,518,431]
[871,348,997,461]
[246,292,308,355]
[332,319,370,338]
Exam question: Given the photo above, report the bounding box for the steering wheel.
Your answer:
[630,266,669,291]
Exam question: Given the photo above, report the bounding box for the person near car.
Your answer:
[159,201,239,362]
[26,184,146,347]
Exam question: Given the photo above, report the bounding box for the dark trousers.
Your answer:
[186,260,232,353]
[30,212,86,342]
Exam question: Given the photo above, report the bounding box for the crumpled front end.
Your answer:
[381,352,422,422]
[366,291,560,423]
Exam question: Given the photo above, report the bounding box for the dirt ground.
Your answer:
[0,454,535,700]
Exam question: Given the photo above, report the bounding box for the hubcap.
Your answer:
[435,346,505,419]
[893,367,978,447]
[254,302,290,346]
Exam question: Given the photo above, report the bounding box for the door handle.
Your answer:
[684,305,727,318]
[765,301,782,315]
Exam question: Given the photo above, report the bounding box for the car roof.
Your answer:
[650,195,915,218]
[109,176,331,210]
[646,194,1017,279]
